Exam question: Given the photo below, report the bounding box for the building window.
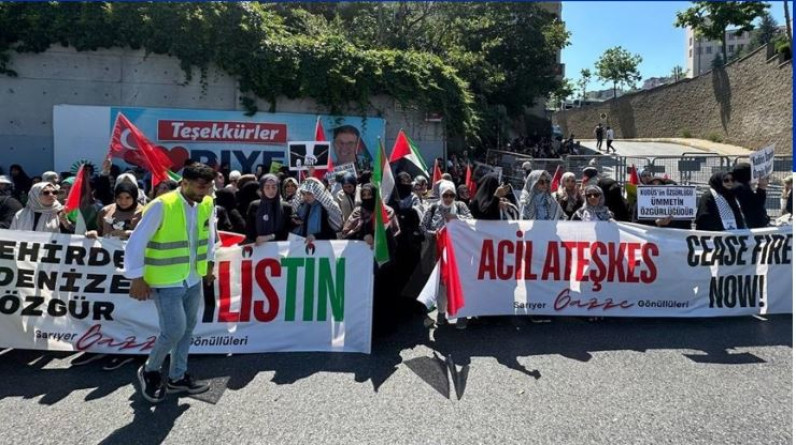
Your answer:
[706,46,712,54]
[729,44,735,53]
[689,49,692,58]
[738,44,744,51]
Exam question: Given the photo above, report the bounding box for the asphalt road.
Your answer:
[0,314,791,445]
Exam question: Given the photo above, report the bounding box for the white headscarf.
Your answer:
[520,170,565,220]
[10,183,63,232]
[117,172,148,204]
[576,185,613,221]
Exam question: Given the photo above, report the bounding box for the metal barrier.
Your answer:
[485,150,793,218]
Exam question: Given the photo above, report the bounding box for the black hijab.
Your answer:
[10,164,31,193]
[215,188,237,212]
[709,172,736,200]
[114,181,139,212]
[237,181,260,216]
[470,173,501,219]
[360,184,376,212]
[256,174,284,236]
[731,163,752,185]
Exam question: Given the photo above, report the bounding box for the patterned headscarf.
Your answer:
[293,177,343,231]
[577,185,613,221]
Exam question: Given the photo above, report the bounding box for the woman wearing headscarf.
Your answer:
[41,171,59,186]
[246,174,295,244]
[86,181,142,240]
[9,164,31,202]
[10,182,69,233]
[456,184,471,206]
[291,177,343,241]
[113,172,147,205]
[731,162,769,228]
[519,170,566,221]
[555,172,584,219]
[341,183,399,244]
[214,188,246,235]
[335,172,360,223]
[236,181,260,216]
[282,177,299,201]
[420,180,472,329]
[571,185,614,221]
[468,173,518,220]
[695,171,746,231]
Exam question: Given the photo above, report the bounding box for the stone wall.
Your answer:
[554,44,792,155]
[0,45,444,174]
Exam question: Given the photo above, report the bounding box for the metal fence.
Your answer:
[486,149,793,217]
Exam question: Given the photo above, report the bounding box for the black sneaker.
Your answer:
[167,373,210,395]
[137,365,166,404]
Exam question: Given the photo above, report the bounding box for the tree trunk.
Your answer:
[613,81,617,99]
[721,33,727,66]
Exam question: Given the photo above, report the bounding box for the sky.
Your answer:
[561,1,792,93]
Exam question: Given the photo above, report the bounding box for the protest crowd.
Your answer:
[0,124,789,403]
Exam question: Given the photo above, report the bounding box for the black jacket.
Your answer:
[0,196,23,229]
[246,200,295,242]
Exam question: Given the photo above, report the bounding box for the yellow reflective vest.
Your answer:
[143,191,213,286]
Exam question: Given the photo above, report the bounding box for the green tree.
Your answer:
[552,78,574,109]
[751,10,779,47]
[578,68,591,103]
[671,65,685,81]
[675,1,769,65]
[595,46,642,99]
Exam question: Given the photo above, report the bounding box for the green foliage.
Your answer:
[751,11,779,47]
[671,65,685,81]
[707,132,723,143]
[675,1,769,64]
[712,52,725,68]
[578,68,591,101]
[773,34,792,59]
[0,2,570,146]
[595,46,642,99]
[680,129,693,138]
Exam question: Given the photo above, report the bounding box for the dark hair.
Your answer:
[333,125,360,139]
[182,163,215,182]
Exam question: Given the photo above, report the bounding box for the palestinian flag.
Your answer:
[63,164,95,234]
[432,159,443,185]
[389,130,428,179]
[372,139,394,266]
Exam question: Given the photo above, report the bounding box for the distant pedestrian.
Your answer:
[594,123,604,151]
[605,126,616,153]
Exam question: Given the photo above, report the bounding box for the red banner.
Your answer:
[157,120,287,144]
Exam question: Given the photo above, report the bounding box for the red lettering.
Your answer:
[542,242,560,280]
[607,242,627,282]
[575,241,590,281]
[553,289,634,312]
[523,241,537,280]
[217,261,239,322]
[254,259,281,322]
[240,259,253,322]
[478,241,496,280]
[625,243,640,283]
[76,324,156,352]
[497,240,514,280]
[640,243,659,283]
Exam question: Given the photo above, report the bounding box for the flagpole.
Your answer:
[378,137,400,203]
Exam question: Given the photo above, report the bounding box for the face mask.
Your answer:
[361,198,375,212]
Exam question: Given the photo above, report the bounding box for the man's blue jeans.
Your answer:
[144,282,201,381]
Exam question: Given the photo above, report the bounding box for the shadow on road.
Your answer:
[0,314,790,440]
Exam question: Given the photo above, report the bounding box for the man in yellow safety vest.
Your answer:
[124,162,216,404]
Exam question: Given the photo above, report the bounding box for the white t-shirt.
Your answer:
[606,129,615,140]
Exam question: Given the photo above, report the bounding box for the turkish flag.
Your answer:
[109,113,172,187]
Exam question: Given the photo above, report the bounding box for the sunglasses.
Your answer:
[537,179,549,184]
[585,193,600,198]
[442,193,456,198]
[41,190,56,196]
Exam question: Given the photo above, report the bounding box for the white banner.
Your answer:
[0,230,373,354]
[444,220,792,318]
[749,144,776,181]
[636,185,697,220]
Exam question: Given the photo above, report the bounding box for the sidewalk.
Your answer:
[579,138,754,156]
